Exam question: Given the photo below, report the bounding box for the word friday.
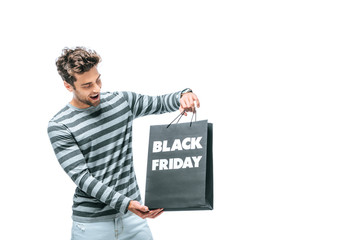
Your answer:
[151,137,203,171]
[152,156,202,171]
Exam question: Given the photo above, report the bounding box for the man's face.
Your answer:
[65,67,102,108]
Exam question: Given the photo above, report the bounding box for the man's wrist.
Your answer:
[127,200,132,209]
[181,88,193,97]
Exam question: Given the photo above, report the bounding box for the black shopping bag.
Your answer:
[145,114,213,211]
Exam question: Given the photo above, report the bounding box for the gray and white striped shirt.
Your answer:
[48,91,181,222]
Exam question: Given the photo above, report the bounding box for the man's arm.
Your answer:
[121,89,200,119]
[47,121,132,214]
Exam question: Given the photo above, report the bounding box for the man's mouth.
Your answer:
[90,94,100,100]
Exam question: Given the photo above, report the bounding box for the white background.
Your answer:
[1,0,360,239]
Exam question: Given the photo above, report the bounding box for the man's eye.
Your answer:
[84,84,91,88]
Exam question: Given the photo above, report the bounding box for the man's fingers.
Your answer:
[188,98,194,109]
[181,98,196,112]
[148,209,164,219]
[179,92,200,116]
[182,97,190,110]
[179,107,188,116]
[136,208,163,219]
[132,209,146,219]
[195,95,200,108]
[151,209,164,219]
[141,205,149,212]
[132,201,149,212]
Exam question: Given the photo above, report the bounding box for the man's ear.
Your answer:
[64,81,74,92]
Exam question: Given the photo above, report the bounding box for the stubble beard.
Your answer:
[74,91,100,108]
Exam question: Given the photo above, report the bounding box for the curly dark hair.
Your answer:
[56,47,101,86]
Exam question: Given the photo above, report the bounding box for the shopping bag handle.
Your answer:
[167,110,197,128]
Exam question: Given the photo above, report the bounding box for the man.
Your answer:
[47,47,200,240]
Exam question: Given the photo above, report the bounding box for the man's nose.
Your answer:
[93,83,101,92]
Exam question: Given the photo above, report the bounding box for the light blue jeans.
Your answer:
[71,212,153,240]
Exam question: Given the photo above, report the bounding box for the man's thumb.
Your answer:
[142,205,149,212]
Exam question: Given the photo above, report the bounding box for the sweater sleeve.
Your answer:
[121,90,182,119]
[47,121,131,214]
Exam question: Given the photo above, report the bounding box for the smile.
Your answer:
[90,94,100,100]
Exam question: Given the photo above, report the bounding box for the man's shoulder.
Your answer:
[47,105,72,136]
[101,91,117,98]
[102,91,130,106]
[49,105,71,124]
[103,91,136,105]
[102,91,130,101]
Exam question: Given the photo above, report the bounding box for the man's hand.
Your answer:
[180,92,200,116]
[128,200,164,219]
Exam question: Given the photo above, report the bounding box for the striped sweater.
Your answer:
[47,90,181,222]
